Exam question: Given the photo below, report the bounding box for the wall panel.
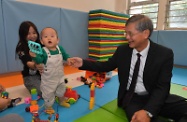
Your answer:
[2,0,61,72]
[158,31,187,66]
[0,0,8,73]
[60,8,89,58]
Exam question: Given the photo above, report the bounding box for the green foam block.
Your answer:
[74,99,128,122]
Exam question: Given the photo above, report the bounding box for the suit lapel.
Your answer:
[126,47,133,70]
[121,46,133,87]
[144,41,156,78]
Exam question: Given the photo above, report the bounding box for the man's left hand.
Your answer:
[131,110,151,122]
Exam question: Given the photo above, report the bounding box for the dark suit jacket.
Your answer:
[80,40,185,116]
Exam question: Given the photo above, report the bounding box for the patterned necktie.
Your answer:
[123,53,141,107]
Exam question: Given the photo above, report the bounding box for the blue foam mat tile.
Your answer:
[172,67,187,86]
[74,75,119,107]
[55,98,100,122]
[0,99,45,121]
[0,98,99,122]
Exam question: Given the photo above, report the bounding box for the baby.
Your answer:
[30,27,71,113]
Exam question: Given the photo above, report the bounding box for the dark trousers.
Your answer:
[124,94,187,122]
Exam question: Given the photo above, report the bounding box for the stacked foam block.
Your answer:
[88,9,129,61]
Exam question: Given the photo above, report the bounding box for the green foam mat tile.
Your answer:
[170,83,187,98]
[101,99,127,120]
[74,107,128,122]
[89,9,130,18]
[89,17,126,23]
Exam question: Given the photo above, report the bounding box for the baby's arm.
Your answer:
[59,46,70,61]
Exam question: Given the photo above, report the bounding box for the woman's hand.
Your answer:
[0,84,5,94]
[35,63,44,74]
[29,51,36,57]
[0,97,11,111]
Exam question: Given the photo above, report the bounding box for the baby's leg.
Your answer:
[45,106,55,114]
[56,82,70,108]
[41,84,55,114]
[58,96,70,108]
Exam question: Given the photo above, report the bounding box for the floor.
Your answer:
[1,66,186,106]
[0,66,187,122]
[0,66,117,105]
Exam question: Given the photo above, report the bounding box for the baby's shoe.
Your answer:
[60,101,70,108]
[45,106,55,114]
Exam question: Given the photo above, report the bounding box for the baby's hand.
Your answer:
[29,51,36,57]
[67,58,75,66]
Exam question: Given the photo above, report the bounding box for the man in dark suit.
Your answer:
[69,14,187,122]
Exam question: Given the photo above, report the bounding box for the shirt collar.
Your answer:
[133,40,150,57]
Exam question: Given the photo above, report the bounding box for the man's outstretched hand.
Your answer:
[67,57,83,68]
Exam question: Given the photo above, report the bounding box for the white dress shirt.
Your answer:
[127,41,150,94]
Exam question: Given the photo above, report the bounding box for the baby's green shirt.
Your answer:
[33,45,70,65]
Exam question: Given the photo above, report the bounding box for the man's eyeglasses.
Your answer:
[124,31,141,37]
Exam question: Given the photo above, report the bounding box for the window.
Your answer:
[128,0,159,29]
[165,0,187,29]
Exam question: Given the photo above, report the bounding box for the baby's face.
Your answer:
[41,28,59,50]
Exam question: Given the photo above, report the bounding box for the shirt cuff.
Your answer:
[146,111,153,118]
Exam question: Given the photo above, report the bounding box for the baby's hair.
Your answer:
[40,27,58,39]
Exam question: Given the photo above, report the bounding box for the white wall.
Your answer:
[16,0,169,30]
[17,0,117,12]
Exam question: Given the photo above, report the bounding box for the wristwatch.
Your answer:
[146,111,153,118]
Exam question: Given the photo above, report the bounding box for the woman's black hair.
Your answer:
[15,21,40,56]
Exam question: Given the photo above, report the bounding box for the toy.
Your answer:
[90,73,105,88]
[79,70,111,88]
[106,71,112,81]
[31,112,40,122]
[64,78,68,83]
[25,88,40,112]
[93,72,106,82]
[25,88,40,113]
[85,71,106,82]
[1,91,9,99]
[31,112,58,122]
[54,113,59,122]
[30,105,59,122]
[56,86,80,105]
[28,40,43,55]
[95,82,104,88]
[57,87,80,105]
[24,88,41,104]
[26,88,60,121]
[89,83,95,110]
[26,105,39,113]
[25,97,32,104]
[24,96,41,104]
[77,76,92,86]
[45,108,55,115]
[31,88,38,100]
